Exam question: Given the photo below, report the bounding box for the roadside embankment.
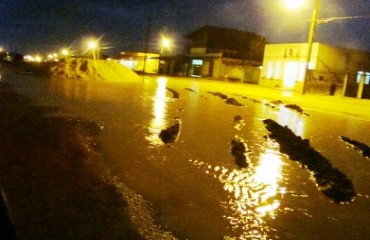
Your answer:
[0,82,142,239]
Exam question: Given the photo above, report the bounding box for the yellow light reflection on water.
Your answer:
[146,77,168,145]
[278,106,305,137]
[152,77,167,128]
[223,149,283,238]
[191,144,285,239]
[253,152,283,217]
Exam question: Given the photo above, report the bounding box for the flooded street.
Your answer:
[4,74,370,239]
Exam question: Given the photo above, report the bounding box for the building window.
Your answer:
[266,62,273,78]
[356,71,370,85]
[283,61,301,87]
[298,63,306,82]
[284,48,302,58]
[192,59,203,65]
[274,62,281,79]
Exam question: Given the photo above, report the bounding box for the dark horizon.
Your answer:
[1,0,370,56]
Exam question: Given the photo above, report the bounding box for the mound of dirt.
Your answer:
[51,58,141,82]
[263,119,355,203]
[341,136,370,159]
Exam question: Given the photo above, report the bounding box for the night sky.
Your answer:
[1,0,370,56]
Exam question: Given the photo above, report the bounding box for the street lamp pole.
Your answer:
[302,0,320,94]
[62,49,70,78]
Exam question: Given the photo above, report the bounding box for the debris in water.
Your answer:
[185,88,197,93]
[208,92,244,106]
[208,91,228,99]
[271,100,283,105]
[341,136,370,159]
[285,104,304,114]
[233,115,245,130]
[226,98,244,106]
[230,137,250,168]
[263,119,355,203]
[234,115,242,122]
[159,117,182,144]
[166,87,179,99]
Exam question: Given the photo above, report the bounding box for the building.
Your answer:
[160,25,267,83]
[260,43,370,97]
[118,52,159,74]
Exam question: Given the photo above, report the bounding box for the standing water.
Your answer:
[5,74,370,239]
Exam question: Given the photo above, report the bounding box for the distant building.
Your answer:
[260,43,370,98]
[160,25,267,83]
[118,52,159,74]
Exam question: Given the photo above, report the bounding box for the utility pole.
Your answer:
[143,17,151,73]
[302,0,320,95]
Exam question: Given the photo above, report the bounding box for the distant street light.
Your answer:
[61,49,69,57]
[160,37,172,54]
[87,40,98,60]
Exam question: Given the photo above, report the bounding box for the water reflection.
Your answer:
[253,152,283,218]
[260,99,306,137]
[49,77,90,101]
[190,140,285,239]
[277,106,305,137]
[146,77,169,145]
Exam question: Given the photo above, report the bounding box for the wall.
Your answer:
[260,43,351,94]
[260,43,309,89]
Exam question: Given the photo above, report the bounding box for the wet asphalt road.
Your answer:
[3,73,370,239]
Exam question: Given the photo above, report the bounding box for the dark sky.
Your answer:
[1,0,370,56]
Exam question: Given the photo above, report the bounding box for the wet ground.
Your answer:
[2,73,370,239]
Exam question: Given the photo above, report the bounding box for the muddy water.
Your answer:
[6,74,370,239]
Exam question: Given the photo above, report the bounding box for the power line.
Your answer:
[318,15,370,24]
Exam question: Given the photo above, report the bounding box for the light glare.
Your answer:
[284,0,304,10]
[87,41,97,49]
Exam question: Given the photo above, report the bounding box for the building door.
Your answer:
[283,62,299,88]
[191,59,203,77]
[208,60,214,77]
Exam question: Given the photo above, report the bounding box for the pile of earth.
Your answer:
[263,119,355,203]
[50,58,140,82]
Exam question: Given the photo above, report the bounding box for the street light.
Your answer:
[283,0,304,10]
[61,49,69,57]
[160,37,171,54]
[87,40,98,60]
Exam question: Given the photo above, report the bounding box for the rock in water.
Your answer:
[231,138,249,168]
[159,118,181,144]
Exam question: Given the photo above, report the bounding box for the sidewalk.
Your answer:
[170,76,370,121]
[250,86,370,120]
